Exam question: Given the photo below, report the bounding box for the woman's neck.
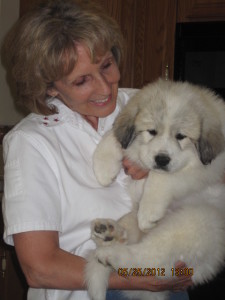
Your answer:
[83,115,99,131]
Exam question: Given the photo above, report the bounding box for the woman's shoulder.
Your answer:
[5,113,49,135]
[3,112,61,150]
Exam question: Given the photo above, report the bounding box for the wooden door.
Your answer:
[132,0,177,87]
[177,0,225,22]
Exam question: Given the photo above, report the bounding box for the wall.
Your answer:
[0,0,25,125]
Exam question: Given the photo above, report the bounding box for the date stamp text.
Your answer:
[118,267,194,277]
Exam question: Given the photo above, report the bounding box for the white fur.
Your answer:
[93,130,123,186]
[86,79,225,300]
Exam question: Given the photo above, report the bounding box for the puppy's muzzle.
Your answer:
[155,154,171,170]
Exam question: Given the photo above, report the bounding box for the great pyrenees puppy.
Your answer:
[85,79,225,300]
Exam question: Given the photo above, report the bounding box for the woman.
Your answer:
[2,0,192,299]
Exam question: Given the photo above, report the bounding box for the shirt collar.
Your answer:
[47,97,120,136]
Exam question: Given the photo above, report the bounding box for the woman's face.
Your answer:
[49,43,120,126]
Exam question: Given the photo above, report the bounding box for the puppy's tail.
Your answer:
[85,251,111,300]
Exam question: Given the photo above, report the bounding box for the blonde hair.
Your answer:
[2,0,124,115]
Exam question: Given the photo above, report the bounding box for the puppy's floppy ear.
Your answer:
[114,123,136,149]
[197,125,225,165]
[113,102,139,149]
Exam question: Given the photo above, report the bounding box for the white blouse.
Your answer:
[2,88,137,300]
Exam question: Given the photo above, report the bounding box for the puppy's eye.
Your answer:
[176,133,186,140]
[148,129,157,136]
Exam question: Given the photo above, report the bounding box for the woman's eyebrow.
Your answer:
[95,51,113,63]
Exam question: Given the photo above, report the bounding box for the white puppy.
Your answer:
[85,79,225,300]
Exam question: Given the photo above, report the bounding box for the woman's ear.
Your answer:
[47,87,58,98]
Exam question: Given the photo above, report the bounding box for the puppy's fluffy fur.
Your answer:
[86,79,225,300]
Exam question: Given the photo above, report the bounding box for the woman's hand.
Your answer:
[156,261,193,292]
[122,157,149,180]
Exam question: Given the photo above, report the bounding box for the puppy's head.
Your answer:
[113,81,166,150]
[113,79,225,171]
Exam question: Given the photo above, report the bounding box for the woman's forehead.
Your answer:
[59,44,113,83]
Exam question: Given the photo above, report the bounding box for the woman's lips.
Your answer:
[90,95,112,106]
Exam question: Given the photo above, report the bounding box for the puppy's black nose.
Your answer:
[155,154,171,168]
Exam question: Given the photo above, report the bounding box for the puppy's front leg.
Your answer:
[137,172,173,231]
[93,130,123,186]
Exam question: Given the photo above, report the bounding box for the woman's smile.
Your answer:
[90,95,112,106]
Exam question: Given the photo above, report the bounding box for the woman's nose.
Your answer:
[95,74,111,95]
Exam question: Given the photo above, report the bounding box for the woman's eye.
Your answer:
[74,77,86,86]
[102,58,113,70]
[176,133,186,140]
[102,62,112,70]
[148,129,157,136]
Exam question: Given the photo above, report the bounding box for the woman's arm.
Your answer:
[13,231,192,291]
[13,231,86,289]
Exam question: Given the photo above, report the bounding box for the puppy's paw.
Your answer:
[93,158,122,186]
[95,245,126,271]
[91,219,128,247]
[94,247,115,267]
[93,130,123,186]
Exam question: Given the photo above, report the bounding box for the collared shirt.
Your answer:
[2,88,138,300]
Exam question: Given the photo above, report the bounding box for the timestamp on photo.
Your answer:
[171,267,194,276]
